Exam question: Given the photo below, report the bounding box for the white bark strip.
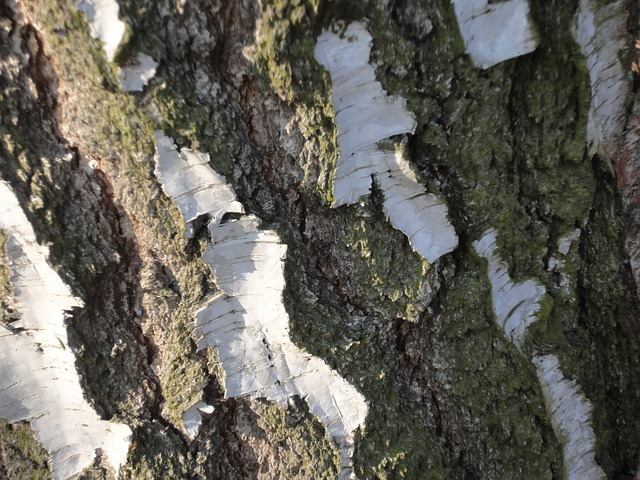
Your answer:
[573,0,630,157]
[154,133,368,476]
[452,0,538,69]
[0,181,131,480]
[75,0,126,61]
[315,22,458,264]
[533,355,606,480]
[475,230,605,479]
[154,132,245,237]
[314,24,415,159]
[473,230,545,350]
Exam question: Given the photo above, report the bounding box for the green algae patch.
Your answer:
[4,1,216,472]
[436,250,564,478]
[0,420,50,480]
[281,221,450,478]
[149,84,238,179]
[569,175,640,477]
[248,0,340,202]
[124,192,215,432]
[160,341,206,428]
[330,199,436,320]
[416,0,640,474]
[252,399,341,479]
[281,216,450,478]
[147,257,212,430]
[0,230,13,324]
[348,334,450,479]
[121,421,192,480]
[417,0,594,274]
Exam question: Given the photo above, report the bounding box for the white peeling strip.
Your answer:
[377,151,458,263]
[331,145,381,206]
[118,53,158,93]
[315,22,458,263]
[154,133,368,474]
[75,0,126,61]
[533,355,606,480]
[314,22,416,160]
[573,0,629,157]
[473,230,545,349]
[196,218,368,473]
[475,229,605,478]
[452,0,538,69]
[0,181,131,480]
[154,132,244,237]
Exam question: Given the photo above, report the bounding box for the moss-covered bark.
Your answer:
[0,420,50,480]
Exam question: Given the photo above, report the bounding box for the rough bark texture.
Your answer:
[1,0,640,478]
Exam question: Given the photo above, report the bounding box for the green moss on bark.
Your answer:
[121,421,191,480]
[0,1,217,474]
[0,420,50,480]
[248,0,338,202]
[438,250,564,478]
[348,334,450,479]
[245,0,578,477]
[415,0,640,475]
[0,231,12,324]
[251,399,341,479]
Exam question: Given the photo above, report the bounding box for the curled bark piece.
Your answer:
[377,150,459,263]
[118,53,158,93]
[474,230,546,350]
[154,131,244,237]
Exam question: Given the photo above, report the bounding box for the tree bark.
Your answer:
[0,0,639,478]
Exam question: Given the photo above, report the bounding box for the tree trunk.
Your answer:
[0,0,639,478]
